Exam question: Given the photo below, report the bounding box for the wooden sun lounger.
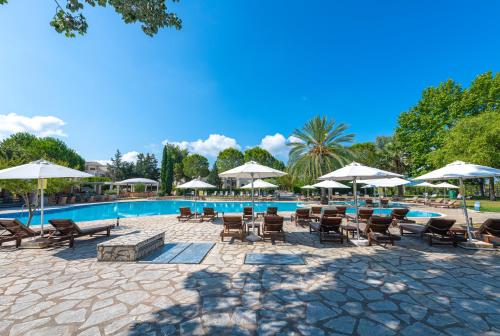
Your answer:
[0,218,51,248]
[400,218,466,247]
[334,206,347,217]
[391,208,415,225]
[262,215,285,243]
[346,207,373,223]
[201,207,218,222]
[322,209,338,217]
[243,207,253,221]
[48,219,113,247]
[310,215,344,243]
[310,206,323,221]
[220,215,245,242]
[177,207,195,222]
[292,208,312,226]
[266,207,278,216]
[366,216,400,246]
[474,218,500,245]
[439,200,459,208]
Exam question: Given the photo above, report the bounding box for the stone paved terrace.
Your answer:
[0,205,499,336]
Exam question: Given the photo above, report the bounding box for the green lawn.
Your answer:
[467,199,500,213]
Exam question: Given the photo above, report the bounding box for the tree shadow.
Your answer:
[127,237,499,335]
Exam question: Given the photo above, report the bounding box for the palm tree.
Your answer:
[288,116,354,182]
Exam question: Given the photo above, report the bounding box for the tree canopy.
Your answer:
[215,148,244,173]
[107,150,159,181]
[244,147,285,171]
[182,154,209,179]
[395,71,499,175]
[288,116,354,183]
[0,0,182,38]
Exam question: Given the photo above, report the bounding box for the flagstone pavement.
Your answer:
[0,208,499,336]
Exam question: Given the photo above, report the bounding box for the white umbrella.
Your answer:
[414,160,500,243]
[115,177,159,193]
[361,177,410,188]
[319,162,402,245]
[219,161,286,241]
[312,180,350,201]
[300,185,316,198]
[434,182,459,201]
[241,179,278,189]
[0,160,93,234]
[413,181,436,188]
[176,179,216,213]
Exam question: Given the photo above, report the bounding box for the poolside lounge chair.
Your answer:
[365,199,374,207]
[400,218,465,247]
[0,219,52,248]
[243,207,253,221]
[439,200,459,208]
[429,198,444,206]
[322,208,338,217]
[220,215,245,242]
[346,207,373,223]
[334,205,347,217]
[366,216,399,246]
[266,207,278,216]
[177,207,195,222]
[310,206,323,221]
[391,208,415,225]
[310,215,343,243]
[48,219,113,247]
[262,215,285,243]
[293,208,313,226]
[474,218,500,245]
[201,207,218,222]
[380,199,389,208]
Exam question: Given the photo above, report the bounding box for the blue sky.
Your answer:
[1,1,499,164]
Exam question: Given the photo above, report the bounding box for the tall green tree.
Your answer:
[135,153,160,180]
[430,111,500,200]
[244,147,285,170]
[182,154,209,179]
[288,116,354,183]
[159,145,174,195]
[215,148,244,173]
[349,142,379,167]
[396,71,499,175]
[0,0,182,38]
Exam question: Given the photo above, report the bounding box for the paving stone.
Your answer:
[368,300,399,312]
[427,313,458,327]
[77,327,102,336]
[55,308,87,324]
[357,318,395,336]
[296,324,325,336]
[342,302,364,316]
[257,319,287,336]
[366,312,401,330]
[116,290,150,305]
[324,315,356,334]
[360,289,384,301]
[24,325,72,336]
[400,322,444,336]
[80,303,128,329]
[400,302,428,320]
[9,317,51,336]
[306,301,339,324]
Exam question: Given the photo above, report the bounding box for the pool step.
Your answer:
[139,242,214,264]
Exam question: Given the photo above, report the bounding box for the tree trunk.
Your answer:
[489,177,496,201]
[21,192,34,227]
[478,179,485,197]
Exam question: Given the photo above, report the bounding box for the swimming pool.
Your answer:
[1,200,441,225]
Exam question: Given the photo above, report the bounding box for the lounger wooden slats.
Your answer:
[380,199,389,208]
[334,206,347,217]
[293,208,312,226]
[262,215,285,243]
[391,208,415,225]
[177,207,195,222]
[310,206,323,221]
[400,218,465,247]
[201,207,218,222]
[475,218,500,245]
[266,207,278,216]
[49,219,113,248]
[243,207,253,221]
[220,215,245,242]
[346,208,373,223]
[322,209,338,217]
[366,216,399,246]
[310,216,344,243]
[0,219,51,248]
[365,199,374,207]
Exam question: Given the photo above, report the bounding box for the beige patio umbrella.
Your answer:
[0,160,93,235]
[176,179,216,213]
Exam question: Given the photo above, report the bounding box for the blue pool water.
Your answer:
[1,200,441,225]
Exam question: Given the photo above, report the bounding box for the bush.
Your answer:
[134,183,146,193]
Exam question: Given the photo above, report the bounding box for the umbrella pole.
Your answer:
[354,178,360,239]
[460,178,472,242]
[251,174,255,232]
[40,178,44,237]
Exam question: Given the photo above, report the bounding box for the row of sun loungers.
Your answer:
[0,218,113,248]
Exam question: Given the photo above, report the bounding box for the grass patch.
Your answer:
[467,199,500,213]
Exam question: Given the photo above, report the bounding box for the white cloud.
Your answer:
[258,133,300,160]
[122,151,140,163]
[95,160,111,166]
[163,134,240,158]
[0,113,67,140]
